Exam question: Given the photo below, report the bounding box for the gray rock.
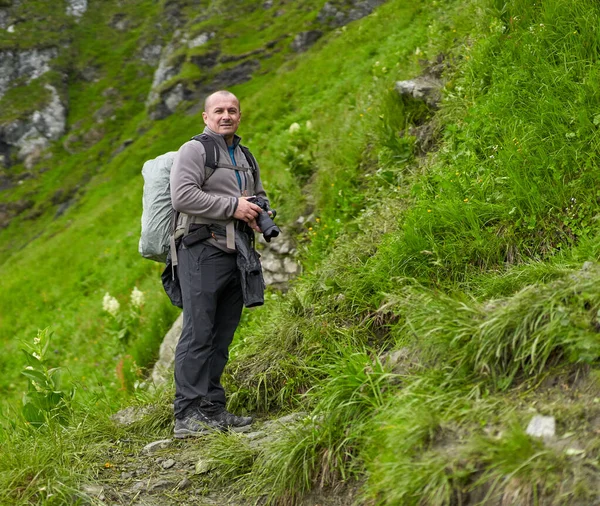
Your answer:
[318,0,387,28]
[195,458,216,474]
[283,257,299,275]
[176,476,192,490]
[146,35,183,107]
[0,47,58,100]
[164,82,185,112]
[66,0,87,18]
[161,458,176,469]
[151,313,183,387]
[0,9,9,30]
[290,30,323,52]
[148,479,174,492]
[140,44,163,66]
[142,439,173,455]
[81,484,104,499]
[526,415,555,440]
[395,75,442,108]
[188,32,213,48]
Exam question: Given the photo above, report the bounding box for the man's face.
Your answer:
[202,95,241,141]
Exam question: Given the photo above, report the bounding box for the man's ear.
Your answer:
[202,111,208,124]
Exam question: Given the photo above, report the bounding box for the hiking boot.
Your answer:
[207,407,253,430]
[173,408,223,439]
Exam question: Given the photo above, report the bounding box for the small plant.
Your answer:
[21,328,74,427]
[102,287,146,392]
[102,286,145,345]
[283,121,317,184]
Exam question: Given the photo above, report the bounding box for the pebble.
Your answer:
[162,458,176,469]
[142,439,173,454]
[526,415,556,440]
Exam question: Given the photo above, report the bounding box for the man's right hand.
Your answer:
[233,197,262,223]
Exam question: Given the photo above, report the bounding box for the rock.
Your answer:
[188,32,213,48]
[0,47,58,100]
[151,313,183,387]
[213,59,261,88]
[0,9,9,30]
[140,44,163,66]
[161,458,176,470]
[526,415,555,440]
[290,30,323,52]
[146,34,184,107]
[190,50,221,70]
[0,84,67,168]
[395,75,443,108]
[111,405,152,426]
[110,13,129,31]
[148,479,174,492]
[283,257,299,275]
[176,476,192,490]
[81,484,104,500]
[164,82,185,112]
[66,0,87,18]
[317,0,387,28]
[195,458,216,474]
[142,439,173,455]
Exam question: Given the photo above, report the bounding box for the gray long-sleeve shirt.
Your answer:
[170,127,268,252]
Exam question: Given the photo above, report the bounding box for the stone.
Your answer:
[317,0,386,28]
[283,257,299,275]
[190,50,220,69]
[195,458,216,474]
[81,484,104,500]
[0,47,58,100]
[161,458,176,469]
[213,59,261,87]
[164,82,185,112]
[142,439,173,455]
[395,75,442,108]
[148,479,174,492]
[140,44,163,66]
[176,477,192,490]
[151,313,183,386]
[66,0,87,18]
[526,415,555,440]
[188,32,213,48]
[290,30,323,52]
[0,9,9,30]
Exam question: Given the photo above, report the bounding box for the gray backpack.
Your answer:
[138,135,257,263]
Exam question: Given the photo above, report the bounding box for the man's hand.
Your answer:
[234,197,262,224]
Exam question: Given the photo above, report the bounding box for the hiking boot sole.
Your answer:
[173,425,222,439]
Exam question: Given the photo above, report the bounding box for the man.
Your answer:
[170,90,267,438]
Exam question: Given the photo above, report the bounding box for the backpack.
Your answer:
[138,134,258,263]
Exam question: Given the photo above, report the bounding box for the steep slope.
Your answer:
[2,0,600,504]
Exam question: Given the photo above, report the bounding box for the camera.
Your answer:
[247,196,280,242]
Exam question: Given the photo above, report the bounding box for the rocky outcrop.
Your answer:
[317,0,387,28]
[0,84,67,168]
[291,30,323,52]
[66,0,88,18]
[146,31,215,120]
[0,47,58,100]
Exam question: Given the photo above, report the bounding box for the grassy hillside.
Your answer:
[2,0,600,504]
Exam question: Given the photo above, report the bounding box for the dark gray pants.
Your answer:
[173,241,243,419]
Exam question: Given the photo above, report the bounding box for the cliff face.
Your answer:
[0,0,385,231]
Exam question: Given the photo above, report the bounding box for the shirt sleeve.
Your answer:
[170,141,238,219]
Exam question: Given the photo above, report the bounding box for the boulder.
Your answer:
[290,30,323,52]
[66,0,87,18]
[151,313,183,387]
[317,0,387,28]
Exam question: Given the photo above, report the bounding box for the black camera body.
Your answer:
[247,196,280,242]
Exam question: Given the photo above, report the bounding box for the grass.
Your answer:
[3,0,600,504]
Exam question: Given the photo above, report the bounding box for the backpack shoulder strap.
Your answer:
[239,145,258,175]
[191,133,219,182]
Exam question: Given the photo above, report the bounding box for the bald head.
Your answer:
[204,90,240,112]
[202,90,242,145]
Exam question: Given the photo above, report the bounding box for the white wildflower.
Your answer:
[33,336,41,345]
[130,286,145,308]
[32,353,41,360]
[31,380,43,392]
[305,120,313,130]
[25,366,34,370]
[102,292,120,317]
[288,122,300,133]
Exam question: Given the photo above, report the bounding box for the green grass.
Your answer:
[3,0,600,503]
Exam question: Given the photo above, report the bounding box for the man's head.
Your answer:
[203,90,241,145]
